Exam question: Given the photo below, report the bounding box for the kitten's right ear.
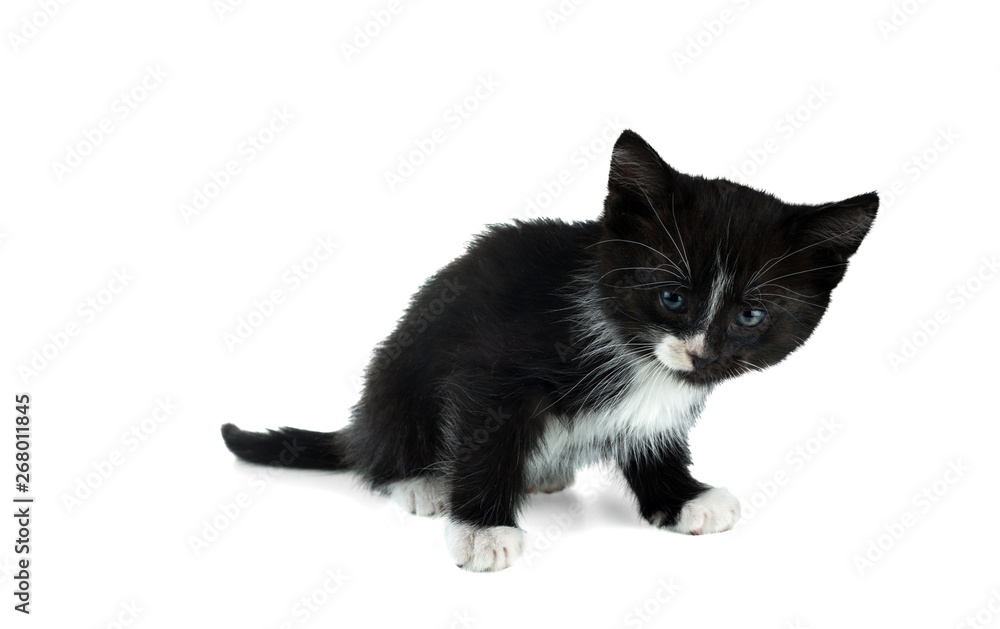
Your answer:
[796,192,880,263]
[607,130,676,204]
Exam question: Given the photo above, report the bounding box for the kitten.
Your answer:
[221,129,878,571]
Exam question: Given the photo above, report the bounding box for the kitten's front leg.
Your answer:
[442,399,534,572]
[619,441,741,535]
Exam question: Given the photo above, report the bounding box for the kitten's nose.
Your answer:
[685,333,717,370]
[689,352,716,370]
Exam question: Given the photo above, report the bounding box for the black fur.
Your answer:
[222,129,877,568]
[220,423,349,470]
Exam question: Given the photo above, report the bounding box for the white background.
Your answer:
[2,0,998,627]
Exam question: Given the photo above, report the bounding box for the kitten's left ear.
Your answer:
[797,192,879,262]
[607,130,676,203]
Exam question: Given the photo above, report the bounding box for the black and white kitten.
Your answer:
[222,130,878,571]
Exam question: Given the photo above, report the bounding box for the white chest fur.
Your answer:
[527,361,709,485]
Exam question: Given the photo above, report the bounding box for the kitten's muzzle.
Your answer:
[689,353,716,371]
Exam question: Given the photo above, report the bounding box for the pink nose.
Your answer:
[685,334,717,370]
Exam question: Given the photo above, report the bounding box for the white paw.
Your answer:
[665,487,741,535]
[445,522,524,572]
[388,477,446,517]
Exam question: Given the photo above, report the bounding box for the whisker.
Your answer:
[589,238,675,265]
[625,281,689,291]
[643,187,692,284]
[596,265,684,285]
[747,247,791,289]
[736,358,764,371]
[749,263,847,291]
[759,298,804,325]
[756,292,823,308]
[669,194,693,281]
[745,221,868,294]
[754,284,823,300]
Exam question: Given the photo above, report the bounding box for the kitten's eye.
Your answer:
[661,291,686,312]
[735,309,766,327]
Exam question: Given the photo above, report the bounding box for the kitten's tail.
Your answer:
[221,423,351,471]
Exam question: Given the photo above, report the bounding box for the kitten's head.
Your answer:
[596,130,878,387]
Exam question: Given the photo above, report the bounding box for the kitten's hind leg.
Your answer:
[388,476,447,517]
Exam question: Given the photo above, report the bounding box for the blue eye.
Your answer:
[661,291,686,312]
[735,309,766,327]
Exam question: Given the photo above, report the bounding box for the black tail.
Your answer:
[221,423,351,471]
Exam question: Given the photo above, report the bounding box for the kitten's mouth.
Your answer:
[675,361,759,387]
[673,368,720,387]
[669,360,753,387]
